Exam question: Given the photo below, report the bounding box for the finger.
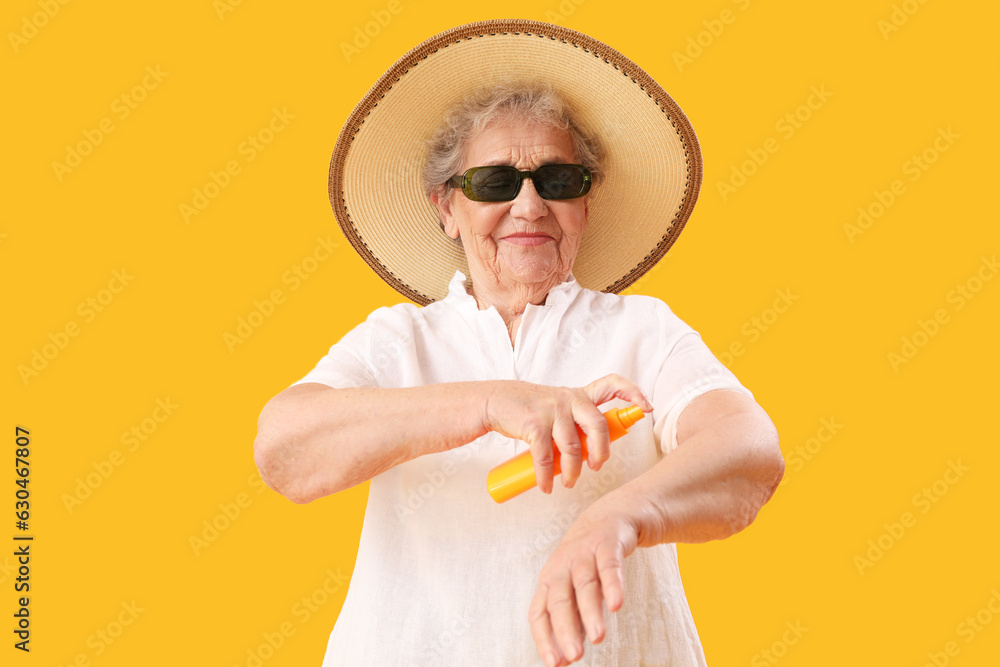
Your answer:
[545,574,586,663]
[528,429,556,494]
[594,541,628,612]
[530,584,567,667]
[588,374,653,412]
[571,558,607,644]
[584,374,653,412]
[552,409,583,488]
[573,402,609,471]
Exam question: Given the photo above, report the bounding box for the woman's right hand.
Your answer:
[482,374,653,494]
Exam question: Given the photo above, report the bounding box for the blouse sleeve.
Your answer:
[650,312,754,457]
[290,316,379,390]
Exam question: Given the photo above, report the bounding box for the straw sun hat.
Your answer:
[329,18,702,305]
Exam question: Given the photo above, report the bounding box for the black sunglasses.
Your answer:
[447,164,592,202]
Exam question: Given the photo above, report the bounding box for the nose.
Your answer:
[509,177,548,221]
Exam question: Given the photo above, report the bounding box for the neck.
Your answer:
[467,272,567,345]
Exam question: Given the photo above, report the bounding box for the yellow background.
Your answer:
[4,0,998,665]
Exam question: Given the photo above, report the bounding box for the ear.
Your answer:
[430,188,461,239]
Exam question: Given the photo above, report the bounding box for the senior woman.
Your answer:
[255,20,783,667]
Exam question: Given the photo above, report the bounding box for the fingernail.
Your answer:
[546,651,559,667]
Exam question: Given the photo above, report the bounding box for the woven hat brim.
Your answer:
[330,19,702,305]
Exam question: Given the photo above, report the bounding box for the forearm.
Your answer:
[254,381,496,503]
[591,405,784,546]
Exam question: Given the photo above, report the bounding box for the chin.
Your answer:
[501,264,563,287]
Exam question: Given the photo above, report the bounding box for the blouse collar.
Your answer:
[444,270,582,311]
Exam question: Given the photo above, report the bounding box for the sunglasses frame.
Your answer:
[446,164,592,202]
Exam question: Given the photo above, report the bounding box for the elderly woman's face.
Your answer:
[435,123,588,291]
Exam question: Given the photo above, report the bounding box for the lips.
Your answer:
[500,233,553,247]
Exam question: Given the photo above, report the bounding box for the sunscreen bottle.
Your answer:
[486,405,645,503]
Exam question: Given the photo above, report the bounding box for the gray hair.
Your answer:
[422,82,605,210]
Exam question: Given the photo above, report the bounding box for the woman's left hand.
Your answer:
[528,505,640,666]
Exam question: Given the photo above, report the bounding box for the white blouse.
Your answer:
[294,271,752,666]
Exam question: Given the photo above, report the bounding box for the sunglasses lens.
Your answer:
[534,165,589,200]
[458,164,591,201]
[467,167,520,201]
